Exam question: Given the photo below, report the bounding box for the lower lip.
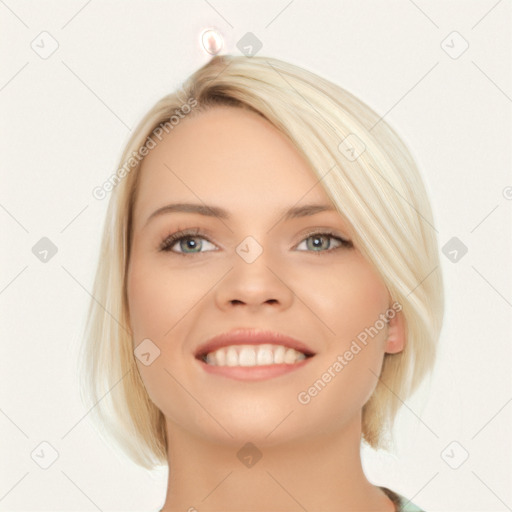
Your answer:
[196,357,314,381]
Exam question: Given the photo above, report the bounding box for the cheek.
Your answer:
[126,255,201,419]
[127,253,206,342]
[300,254,390,343]
[296,256,390,413]
[126,263,165,342]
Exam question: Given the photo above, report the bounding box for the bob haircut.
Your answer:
[79,54,444,470]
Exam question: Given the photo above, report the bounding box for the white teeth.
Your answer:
[256,346,274,365]
[239,347,256,366]
[284,348,297,364]
[273,345,285,364]
[216,348,226,366]
[226,347,238,366]
[203,344,308,367]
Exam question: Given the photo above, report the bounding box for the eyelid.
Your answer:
[159,227,218,254]
[296,227,352,247]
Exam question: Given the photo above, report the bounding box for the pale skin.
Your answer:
[126,105,406,511]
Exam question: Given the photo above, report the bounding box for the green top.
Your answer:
[380,487,425,512]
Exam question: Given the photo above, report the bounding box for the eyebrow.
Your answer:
[144,202,337,227]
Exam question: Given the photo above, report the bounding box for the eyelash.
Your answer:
[158,228,353,256]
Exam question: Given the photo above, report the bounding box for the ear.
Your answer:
[385,309,406,354]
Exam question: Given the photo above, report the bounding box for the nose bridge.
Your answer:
[235,234,266,266]
[214,232,293,309]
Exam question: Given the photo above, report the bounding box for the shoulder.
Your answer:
[379,486,426,512]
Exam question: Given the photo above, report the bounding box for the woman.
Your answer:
[80,54,444,511]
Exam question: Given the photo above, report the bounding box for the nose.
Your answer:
[213,249,295,313]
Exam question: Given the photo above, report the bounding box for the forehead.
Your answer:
[132,106,337,228]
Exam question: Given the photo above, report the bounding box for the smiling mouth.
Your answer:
[198,344,315,367]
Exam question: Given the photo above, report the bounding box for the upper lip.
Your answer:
[194,328,316,358]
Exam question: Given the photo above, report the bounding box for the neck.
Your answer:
[160,415,395,512]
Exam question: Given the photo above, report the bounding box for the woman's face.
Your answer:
[126,105,404,447]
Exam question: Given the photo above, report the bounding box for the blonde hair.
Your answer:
[78,54,444,469]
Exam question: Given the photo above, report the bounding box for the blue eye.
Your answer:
[159,229,353,255]
[160,229,216,255]
[296,232,352,252]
